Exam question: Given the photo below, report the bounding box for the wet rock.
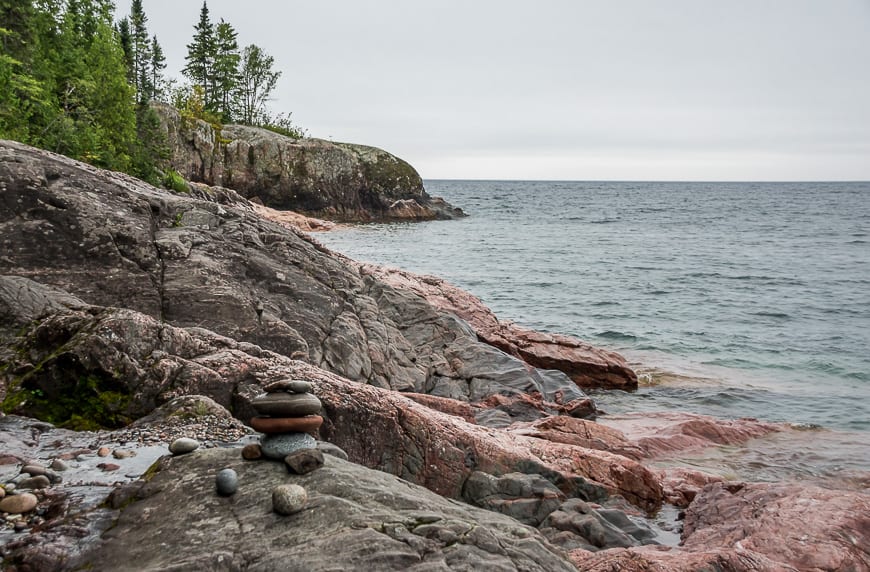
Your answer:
[0,493,38,514]
[540,499,642,551]
[169,438,200,456]
[98,463,121,472]
[284,449,324,475]
[241,443,262,460]
[50,459,69,471]
[260,433,316,460]
[112,450,136,459]
[21,464,47,476]
[272,484,308,515]
[215,468,238,496]
[97,447,111,457]
[17,475,51,490]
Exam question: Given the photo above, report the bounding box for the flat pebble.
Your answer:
[264,380,313,394]
[272,484,307,515]
[112,450,136,459]
[284,448,324,475]
[215,468,238,496]
[21,464,46,476]
[0,493,38,514]
[169,438,200,455]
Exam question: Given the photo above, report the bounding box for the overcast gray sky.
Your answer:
[121,1,870,181]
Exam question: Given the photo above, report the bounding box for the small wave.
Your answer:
[596,330,637,341]
[587,218,621,224]
[846,240,867,245]
[751,311,791,319]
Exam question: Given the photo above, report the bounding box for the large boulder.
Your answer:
[152,103,463,222]
[0,140,587,416]
[74,448,578,572]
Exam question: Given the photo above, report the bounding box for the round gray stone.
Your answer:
[50,459,70,472]
[215,468,238,496]
[260,433,317,460]
[272,484,307,515]
[169,438,200,455]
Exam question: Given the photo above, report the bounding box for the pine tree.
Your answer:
[211,18,239,120]
[116,17,134,85]
[183,1,214,107]
[150,35,166,101]
[236,44,281,125]
[129,0,151,103]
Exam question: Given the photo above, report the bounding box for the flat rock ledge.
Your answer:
[76,448,578,572]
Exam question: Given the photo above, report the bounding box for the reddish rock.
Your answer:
[97,463,120,472]
[0,455,22,465]
[658,467,723,507]
[402,393,477,423]
[597,412,782,459]
[250,415,323,434]
[364,264,638,389]
[284,448,325,475]
[570,481,870,571]
[241,443,262,460]
[97,447,111,458]
[509,416,645,460]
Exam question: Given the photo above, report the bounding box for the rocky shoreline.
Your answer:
[1,139,868,571]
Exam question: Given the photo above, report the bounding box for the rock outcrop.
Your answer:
[152,103,463,222]
[0,140,602,416]
[0,281,663,511]
[365,265,638,390]
[75,448,578,572]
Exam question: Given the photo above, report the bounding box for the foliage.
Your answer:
[182,1,215,105]
[259,111,308,140]
[236,43,280,125]
[162,169,189,194]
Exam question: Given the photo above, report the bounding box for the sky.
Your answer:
[119,1,870,181]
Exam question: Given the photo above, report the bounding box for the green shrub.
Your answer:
[162,169,189,193]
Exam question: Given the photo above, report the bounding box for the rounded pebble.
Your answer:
[241,443,262,460]
[169,438,200,455]
[50,459,69,472]
[18,475,50,490]
[215,468,238,496]
[0,493,38,514]
[260,433,316,460]
[21,464,46,476]
[272,484,307,515]
[97,447,111,457]
[0,487,6,499]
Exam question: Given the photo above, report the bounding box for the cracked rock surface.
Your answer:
[77,447,577,572]
[0,140,602,416]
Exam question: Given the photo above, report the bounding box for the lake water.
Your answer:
[316,180,870,479]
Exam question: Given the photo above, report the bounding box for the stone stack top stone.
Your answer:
[263,380,313,394]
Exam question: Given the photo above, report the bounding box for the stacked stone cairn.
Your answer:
[249,380,324,469]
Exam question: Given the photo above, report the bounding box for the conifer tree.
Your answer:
[129,0,151,103]
[212,18,239,120]
[183,1,214,107]
[150,35,166,100]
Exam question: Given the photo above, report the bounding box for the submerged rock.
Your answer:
[0,493,38,514]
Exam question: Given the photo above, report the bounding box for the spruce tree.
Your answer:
[212,18,239,120]
[150,35,166,101]
[129,0,151,103]
[183,1,214,107]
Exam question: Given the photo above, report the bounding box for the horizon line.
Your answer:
[422,178,870,184]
